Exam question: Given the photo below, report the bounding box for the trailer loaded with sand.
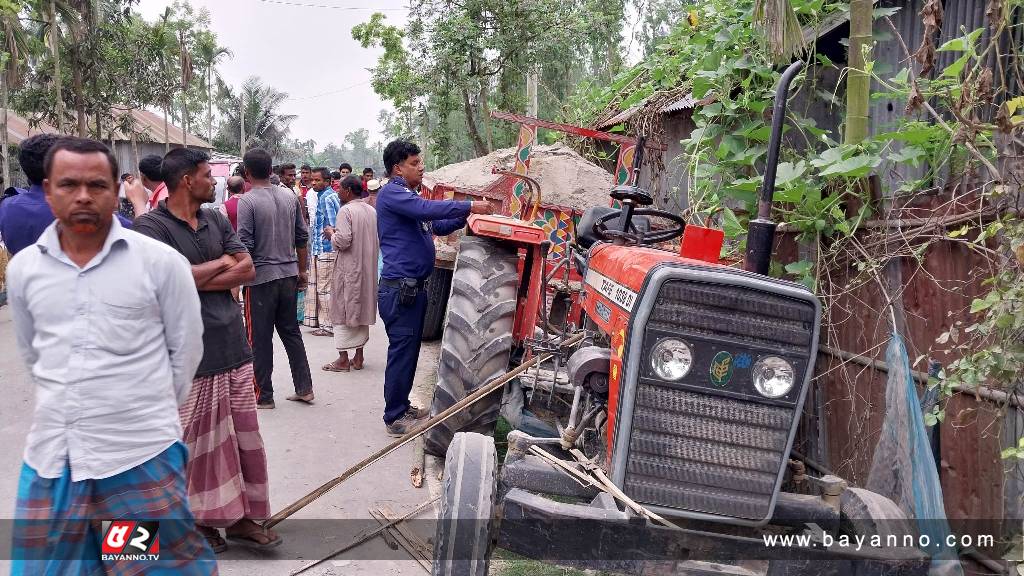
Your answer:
[418,143,616,339]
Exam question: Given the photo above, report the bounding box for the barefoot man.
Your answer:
[323,176,379,372]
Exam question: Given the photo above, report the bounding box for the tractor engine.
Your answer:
[570,241,821,526]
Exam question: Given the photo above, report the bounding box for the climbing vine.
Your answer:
[566,0,1024,466]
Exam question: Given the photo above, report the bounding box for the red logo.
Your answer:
[101,521,160,560]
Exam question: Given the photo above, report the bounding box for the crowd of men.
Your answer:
[0,133,492,571]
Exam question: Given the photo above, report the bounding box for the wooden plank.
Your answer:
[379,503,434,560]
[489,110,667,150]
[370,508,431,572]
[411,437,425,488]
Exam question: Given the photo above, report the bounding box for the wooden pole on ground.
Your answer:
[265,332,585,529]
[288,498,436,576]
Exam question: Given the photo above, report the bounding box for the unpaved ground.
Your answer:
[0,305,440,575]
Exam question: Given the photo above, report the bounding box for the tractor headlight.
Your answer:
[752,356,796,398]
[650,338,693,381]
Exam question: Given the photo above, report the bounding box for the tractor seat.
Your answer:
[575,206,651,250]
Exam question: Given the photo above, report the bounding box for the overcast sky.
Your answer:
[136,0,409,148]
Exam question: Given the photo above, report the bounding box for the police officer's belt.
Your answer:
[380,277,427,289]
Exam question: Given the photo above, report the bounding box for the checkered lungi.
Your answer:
[305,253,334,331]
[11,442,217,575]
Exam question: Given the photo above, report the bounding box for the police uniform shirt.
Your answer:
[376,176,471,281]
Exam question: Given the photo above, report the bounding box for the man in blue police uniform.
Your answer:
[376,140,493,436]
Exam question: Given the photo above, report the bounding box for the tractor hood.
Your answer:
[581,243,823,526]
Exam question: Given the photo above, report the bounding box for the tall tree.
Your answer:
[152,7,177,151]
[1,2,30,186]
[354,0,626,167]
[214,76,295,158]
[47,0,64,130]
[194,31,231,142]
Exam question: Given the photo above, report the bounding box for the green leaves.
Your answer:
[721,207,745,238]
[775,160,807,187]
[969,290,1001,314]
[811,145,882,178]
[784,260,816,290]
[1000,437,1024,461]
[936,27,984,53]
[888,145,926,167]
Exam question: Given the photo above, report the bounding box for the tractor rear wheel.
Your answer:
[422,266,453,341]
[424,236,518,458]
[431,432,499,576]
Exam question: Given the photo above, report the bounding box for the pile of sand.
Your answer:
[424,143,614,211]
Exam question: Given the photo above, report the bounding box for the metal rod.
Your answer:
[820,345,1024,409]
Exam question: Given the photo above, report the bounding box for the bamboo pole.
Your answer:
[265,332,586,529]
[819,345,1024,409]
[845,0,872,145]
[288,498,437,576]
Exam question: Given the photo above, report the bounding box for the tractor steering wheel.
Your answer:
[594,208,686,245]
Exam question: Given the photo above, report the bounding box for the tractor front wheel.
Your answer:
[424,236,518,457]
[432,432,499,576]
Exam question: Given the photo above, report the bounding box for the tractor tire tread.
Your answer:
[424,236,518,458]
[432,432,498,576]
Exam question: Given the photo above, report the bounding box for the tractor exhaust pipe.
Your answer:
[743,60,804,275]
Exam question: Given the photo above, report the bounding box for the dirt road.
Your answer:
[0,306,439,575]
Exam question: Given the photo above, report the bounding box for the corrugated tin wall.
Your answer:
[810,0,1020,556]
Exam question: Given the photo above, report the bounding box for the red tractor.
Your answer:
[424,62,929,576]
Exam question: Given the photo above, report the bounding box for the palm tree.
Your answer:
[151,7,177,152]
[216,76,296,157]
[194,31,232,143]
[1,5,32,186]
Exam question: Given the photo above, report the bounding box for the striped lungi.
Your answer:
[303,253,318,327]
[11,442,217,575]
[179,363,270,528]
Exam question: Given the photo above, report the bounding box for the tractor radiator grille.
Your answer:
[624,385,792,520]
[620,277,816,522]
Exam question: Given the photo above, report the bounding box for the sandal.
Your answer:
[225,520,283,550]
[311,328,333,337]
[197,526,227,554]
[322,361,350,372]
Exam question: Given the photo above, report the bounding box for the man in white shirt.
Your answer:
[6,137,216,573]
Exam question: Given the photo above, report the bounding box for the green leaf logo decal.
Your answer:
[709,351,734,387]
